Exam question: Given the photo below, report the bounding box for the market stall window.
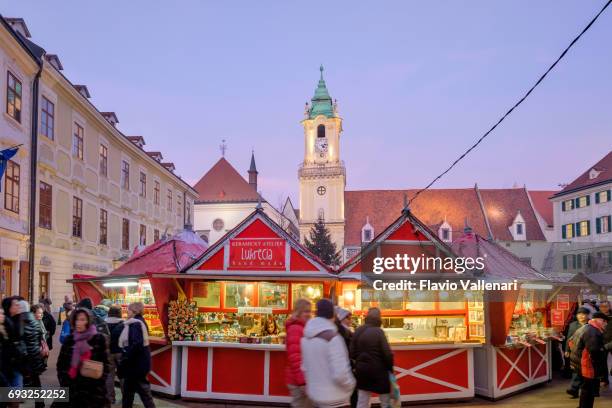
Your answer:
[405,290,436,311]
[258,282,288,309]
[291,283,323,306]
[361,288,404,310]
[225,282,256,308]
[438,290,468,310]
[380,315,468,344]
[192,282,220,308]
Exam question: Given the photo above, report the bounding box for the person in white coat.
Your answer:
[301,299,356,408]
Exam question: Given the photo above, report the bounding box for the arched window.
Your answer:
[317,124,325,138]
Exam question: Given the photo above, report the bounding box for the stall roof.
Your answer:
[183,208,335,277]
[451,231,550,281]
[108,229,208,277]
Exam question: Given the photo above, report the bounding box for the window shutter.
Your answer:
[607,190,611,201]
[586,195,590,206]
[608,215,612,233]
[595,193,600,204]
[562,255,568,270]
[574,198,579,208]
[608,251,612,266]
[562,225,566,239]
[575,223,580,237]
[596,217,601,234]
[562,201,566,211]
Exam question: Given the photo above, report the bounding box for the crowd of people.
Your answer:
[285,298,399,408]
[0,294,155,408]
[563,300,612,408]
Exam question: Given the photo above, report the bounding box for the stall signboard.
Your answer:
[229,238,286,270]
[556,294,570,310]
[551,309,564,326]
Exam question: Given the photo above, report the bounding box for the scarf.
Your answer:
[119,317,149,348]
[70,324,97,372]
[588,319,605,333]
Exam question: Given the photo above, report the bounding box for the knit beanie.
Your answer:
[77,297,93,310]
[316,299,334,319]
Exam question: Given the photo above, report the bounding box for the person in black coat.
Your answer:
[41,298,56,350]
[55,308,110,408]
[565,307,590,397]
[9,300,46,384]
[599,301,611,386]
[118,302,155,408]
[350,307,394,408]
[105,305,124,404]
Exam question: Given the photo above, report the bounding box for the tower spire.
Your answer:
[248,150,258,191]
[308,65,334,119]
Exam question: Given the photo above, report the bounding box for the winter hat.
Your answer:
[77,297,93,310]
[576,307,591,316]
[316,299,334,319]
[335,306,351,321]
[591,312,609,321]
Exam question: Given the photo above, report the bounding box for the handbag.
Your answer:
[40,339,49,358]
[80,359,104,379]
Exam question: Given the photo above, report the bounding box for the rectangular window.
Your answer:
[72,197,82,237]
[596,215,611,234]
[562,223,574,239]
[224,282,256,308]
[516,223,523,235]
[139,172,146,197]
[177,196,182,216]
[39,181,52,229]
[6,71,22,122]
[167,189,172,211]
[154,229,159,242]
[576,220,590,237]
[4,160,20,213]
[192,282,220,308]
[38,272,49,300]
[258,282,289,309]
[99,144,108,177]
[562,199,574,212]
[576,195,590,208]
[154,181,160,205]
[122,218,130,250]
[72,123,84,159]
[185,202,191,225]
[139,224,146,246]
[99,209,108,245]
[595,190,611,204]
[41,96,54,139]
[121,160,130,189]
[562,255,569,270]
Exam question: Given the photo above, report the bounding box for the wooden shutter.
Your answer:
[586,195,590,206]
[19,261,29,299]
[595,193,600,204]
[608,215,612,233]
[562,255,568,270]
[596,217,601,234]
[562,225,566,239]
[608,190,612,201]
[586,220,591,236]
[562,201,566,211]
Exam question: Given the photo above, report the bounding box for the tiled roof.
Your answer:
[554,151,612,197]
[344,187,547,246]
[479,188,545,241]
[528,190,556,228]
[193,158,260,203]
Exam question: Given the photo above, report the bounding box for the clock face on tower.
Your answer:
[315,138,328,154]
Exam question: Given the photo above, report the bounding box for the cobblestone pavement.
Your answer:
[31,330,611,407]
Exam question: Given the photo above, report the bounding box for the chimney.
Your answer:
[100,112,119,126]
[5,18,31,38]
[74,85,91,98]
[146,151,163,162]
[44,54,63,70]
[248,150,258,191]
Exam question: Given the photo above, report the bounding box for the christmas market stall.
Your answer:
[170,209,337,403]
[337,208,486,404]
[451,230,569,400]
[68,229,208,396]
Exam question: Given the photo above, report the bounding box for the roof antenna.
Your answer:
[219,139,227,157]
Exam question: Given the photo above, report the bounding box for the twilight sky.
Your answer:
[5,1,612,206]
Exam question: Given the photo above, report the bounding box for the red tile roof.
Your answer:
[193,158,260,203]
[555,151,612,197]
[528,190,556,228]
[478,188,545,241]
[344,187,547,246]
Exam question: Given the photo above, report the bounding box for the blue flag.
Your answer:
[0,146,20,192]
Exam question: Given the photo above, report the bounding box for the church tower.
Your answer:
[298,66,345,252]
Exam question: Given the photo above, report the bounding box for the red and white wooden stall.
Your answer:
[176,209,337,403]
[337,209,483,404]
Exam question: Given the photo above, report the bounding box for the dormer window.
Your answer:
[361,217,374,243]
[438,219,452,242]
[589,168,602,180]
[510,211,526,241]
[317,124,325,138]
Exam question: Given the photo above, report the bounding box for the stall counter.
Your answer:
[175,340,481,404]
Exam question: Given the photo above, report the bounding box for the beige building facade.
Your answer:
[1,18,197,303]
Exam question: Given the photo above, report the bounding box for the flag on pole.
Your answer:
[0,145,20,192]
